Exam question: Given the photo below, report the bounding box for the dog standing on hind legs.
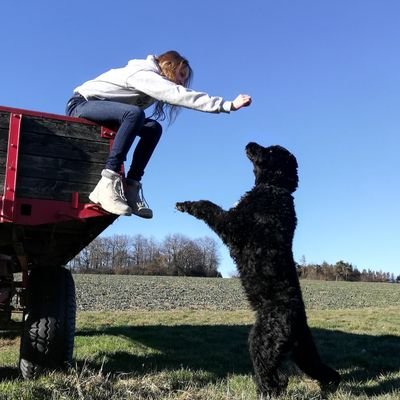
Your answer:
[176,142,340,398]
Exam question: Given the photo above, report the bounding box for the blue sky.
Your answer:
[1,1,399,277]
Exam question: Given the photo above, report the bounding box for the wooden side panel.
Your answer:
[0,111,111,203]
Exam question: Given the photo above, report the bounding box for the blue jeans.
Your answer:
[66,95,162,181]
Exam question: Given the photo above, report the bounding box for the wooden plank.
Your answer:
[17,154,104,183]
[1,111,106,141]
[0,156,5,195]
[0,112,10,129]
[21,115,109,140]
[15,175,94,202]
[19,130,110,163]
[0,153,7,168]
[0,127,9,153]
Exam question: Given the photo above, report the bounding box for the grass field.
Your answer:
[0,277,399,399]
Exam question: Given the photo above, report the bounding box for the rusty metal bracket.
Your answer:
[0,113,22,223]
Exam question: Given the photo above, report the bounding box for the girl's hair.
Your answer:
[152,50,193,123]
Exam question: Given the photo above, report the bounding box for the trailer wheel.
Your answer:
[19,267,76,379]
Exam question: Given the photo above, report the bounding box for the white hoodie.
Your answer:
[74,55,232,113]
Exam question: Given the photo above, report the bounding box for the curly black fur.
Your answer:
[176,142,340,398]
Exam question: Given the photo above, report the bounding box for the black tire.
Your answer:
[19,267,76,379]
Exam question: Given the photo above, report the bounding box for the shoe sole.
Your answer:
[89,192,132,216]
[133,211,153,219]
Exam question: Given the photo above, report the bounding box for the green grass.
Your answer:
[0,280,399,399]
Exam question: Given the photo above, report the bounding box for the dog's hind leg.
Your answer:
[248,314,290,398]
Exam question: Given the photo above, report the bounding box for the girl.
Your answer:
[66,50,251,219]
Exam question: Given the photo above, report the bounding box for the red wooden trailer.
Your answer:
[0,105,119,378]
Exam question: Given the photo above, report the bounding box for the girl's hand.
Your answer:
[231,94,252,111]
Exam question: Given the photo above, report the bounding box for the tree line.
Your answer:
[68,234,397,282]
[296,258,398,283]
[68,233,222,277]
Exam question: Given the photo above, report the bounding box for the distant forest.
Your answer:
[296,257,399,283]
[68,234,397,282]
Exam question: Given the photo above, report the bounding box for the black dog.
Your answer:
[176,143,340,398]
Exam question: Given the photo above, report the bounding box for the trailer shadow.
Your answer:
[76,324,400,396]
[0,367,19,380]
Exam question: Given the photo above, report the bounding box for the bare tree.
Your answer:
[108,235,130,273]
[197,236,220,277]
[69,233,222,277]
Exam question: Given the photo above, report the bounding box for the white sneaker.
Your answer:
[125,179,153,219]
[89,169,132,216]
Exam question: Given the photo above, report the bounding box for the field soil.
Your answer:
[74,274,400,311]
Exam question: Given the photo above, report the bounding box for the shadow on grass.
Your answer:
[0,324,399,397]
[76,324,400,396]
[0,324,22,381]
[0,367,20,381]
[312,328,400,396]
[77,324,253,378]
[0,322,22,340]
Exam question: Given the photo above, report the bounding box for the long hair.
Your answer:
[152,50,193,123]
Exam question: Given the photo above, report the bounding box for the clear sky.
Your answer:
[1,1,399,277]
